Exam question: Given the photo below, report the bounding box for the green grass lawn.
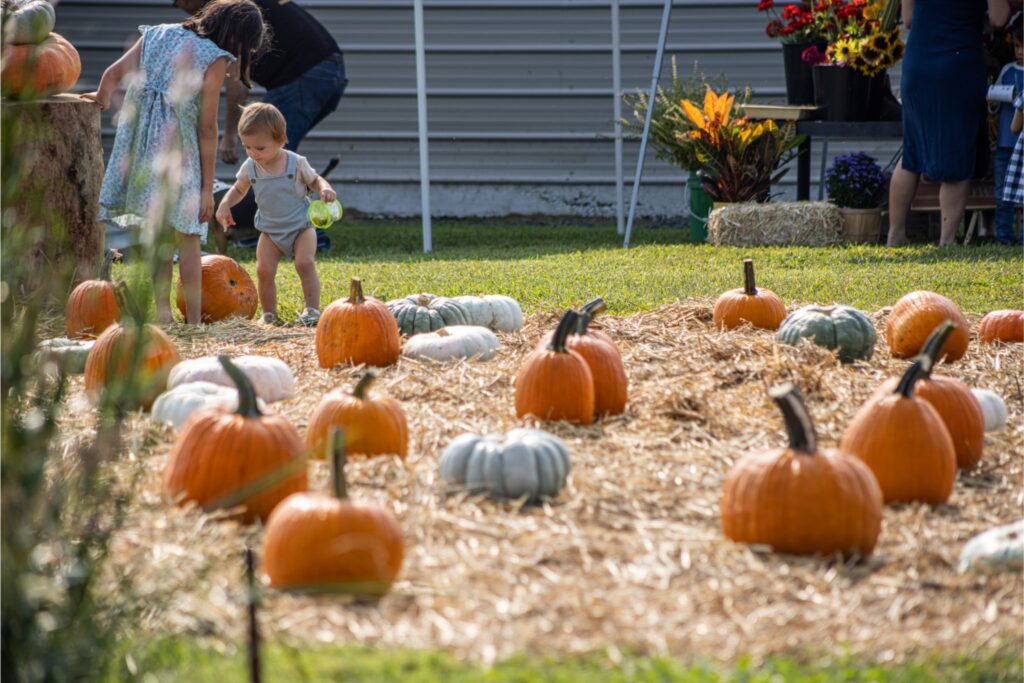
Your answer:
[112,639,1021,683]
[221,221,1022,321]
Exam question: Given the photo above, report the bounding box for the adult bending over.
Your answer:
[887,0,1010,246]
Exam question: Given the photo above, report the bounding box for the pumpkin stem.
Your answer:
[918,319,955,374]
[548,310,578,353]
[416,294,431,307]
[100,249,115,281]
[352,369,377,400]
[769,383,816,454]
[347,277,364,305]
[112,280,144,326]
[743,259,757,296]
[575,311,593,335]
[895,355,932,398]
[218,355,262,419]
[329,427,348,500]
[582,297,607,317]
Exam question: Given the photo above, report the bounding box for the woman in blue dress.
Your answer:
[887,0,1011,246]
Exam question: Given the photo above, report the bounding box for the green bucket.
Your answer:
[688,171,712,243]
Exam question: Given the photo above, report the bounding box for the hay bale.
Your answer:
[708,201,843,247]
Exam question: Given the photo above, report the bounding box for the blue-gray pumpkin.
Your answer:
[386,293,470,336]
[439,428,571,503]
[776,305,876,362]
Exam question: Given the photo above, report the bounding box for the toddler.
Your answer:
[992,15,1024,245]
[84,0,267,324]
[216,103,335,326]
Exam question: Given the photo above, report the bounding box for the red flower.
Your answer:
[782,4,802,19]
[802,45,828,64]
[779,25,795,35]
[757,0,774,10]
[765,19,783,36]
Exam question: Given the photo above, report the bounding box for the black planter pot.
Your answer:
[812,65,884,121]
[782,42,824,105]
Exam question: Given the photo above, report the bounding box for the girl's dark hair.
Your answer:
[182,0,269,88]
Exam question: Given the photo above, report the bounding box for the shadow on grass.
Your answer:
[225,220,1024,266]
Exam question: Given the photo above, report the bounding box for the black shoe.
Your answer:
[315,228,331,252]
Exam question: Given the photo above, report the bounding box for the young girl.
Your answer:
[83,0,267,324]
[215,103,335,327]
[1002,93,1024,211]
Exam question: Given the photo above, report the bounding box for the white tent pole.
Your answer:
[611,0,624,235]
[622,0,672,249]
[413,0,432,253]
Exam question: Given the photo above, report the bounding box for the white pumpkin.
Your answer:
[958,520,1024,574]
[971,388,1008,432]
[3,0,56,45]
[166,355,294,402]
[401,325,500,361]
[33,337,94,375]
[453,295,523,332]
[439,428,571,502]
[151,381,240,430]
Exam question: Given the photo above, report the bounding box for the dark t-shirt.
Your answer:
[250,0,341,90]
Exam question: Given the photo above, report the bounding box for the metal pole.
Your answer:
[622,0,672,248]
[413,0,433,253]
[611,0,624,235]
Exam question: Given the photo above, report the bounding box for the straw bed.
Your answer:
[58,303,1023,665]
[708,201,844,247]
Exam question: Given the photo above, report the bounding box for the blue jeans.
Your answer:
[993,146,1021,245]
[264,56,348,152]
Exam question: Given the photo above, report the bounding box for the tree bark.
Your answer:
[4,94,103,293]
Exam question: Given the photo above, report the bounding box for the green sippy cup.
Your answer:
[308,199,344,229]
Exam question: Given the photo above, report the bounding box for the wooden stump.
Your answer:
[3,94,104,291]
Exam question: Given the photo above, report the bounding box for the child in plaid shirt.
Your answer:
[1003,93,1024,211]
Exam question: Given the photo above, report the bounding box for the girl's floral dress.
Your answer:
[99,24,233,241]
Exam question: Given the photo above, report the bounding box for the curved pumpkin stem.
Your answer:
[548,310,578,353]
[100,249,115,281]
[347,277,365,305]
[918,319,955,376]
[218,355,262,419]
[113,280,145,327]
[895,355,932,399]
[743,259,758,296]
[352,369,377,400]
[769,383,816,454]
[328,426,348,500]
[582,297,607,317]
[575,311,593,335]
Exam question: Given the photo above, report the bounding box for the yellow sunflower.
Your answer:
[834,38,857,63]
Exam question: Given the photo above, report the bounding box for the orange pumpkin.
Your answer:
[885,291,968,361]
[66,249,120,339]
[83,283,179,410]
[262,429,404,594]
[869,321,984,470]
[721,384,883,557]
[567,308,627,416]
[174,254,257,322]
[839,353,957,505]
[978,309,1024,344]
[1,32,81,99]
[163,355,307,523]
[515,310,594,424]
[713,259,787,331]
[305,370,408,459]
[316,277,400,368]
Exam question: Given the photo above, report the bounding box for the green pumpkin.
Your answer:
[776,305,876,362]
[386,293,470,336]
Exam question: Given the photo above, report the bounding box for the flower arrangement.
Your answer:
[825,152,887,208]
[621,58,733,173]
[682,89,803,203]
[758,0,905,76]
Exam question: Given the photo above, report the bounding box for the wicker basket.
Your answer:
[838,207,883,244]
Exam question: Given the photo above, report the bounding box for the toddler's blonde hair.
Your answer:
[238,102,287,143]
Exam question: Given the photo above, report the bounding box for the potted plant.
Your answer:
[680,88,803,205]
[622,59,727,242]
[826,152,887,243]
[757,1,829,105]
[802,0,905,121]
